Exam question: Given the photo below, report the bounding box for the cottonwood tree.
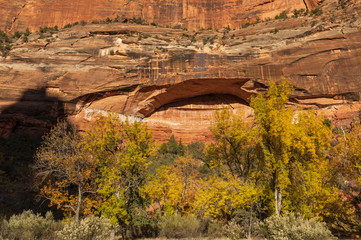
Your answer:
[332,122,361,218]
[251,80,336,217]
[209,79,340,218]
[207,108,260,182]
[33,121,97,221]
[83,115,157,237]
[144,155,200,216]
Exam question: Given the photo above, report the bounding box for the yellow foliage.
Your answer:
[194,173,260,219]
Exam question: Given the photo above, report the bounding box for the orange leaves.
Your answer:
[34,121,97,220]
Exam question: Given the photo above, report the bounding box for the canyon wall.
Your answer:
[0,0,321,33]
[1,0,361,142]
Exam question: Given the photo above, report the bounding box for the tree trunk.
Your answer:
[75,185,82,222]
[274,187,282,216]
[247,204,253,239]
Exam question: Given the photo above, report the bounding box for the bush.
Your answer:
[310,8,323,17]
[224,220,244,240]
[256,213,336,240]
[57,215,113,240]
[270,28,279,34]
[159,215,201,238]
[1,210,60,240]
[275,11,288,20]
[206,221,225,238]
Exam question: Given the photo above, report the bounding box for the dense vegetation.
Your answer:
[1,80,361,239]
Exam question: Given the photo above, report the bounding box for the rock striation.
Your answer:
[1,0,361,142]
[1,0,321,33]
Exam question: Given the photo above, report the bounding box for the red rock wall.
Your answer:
[0,0,317,33]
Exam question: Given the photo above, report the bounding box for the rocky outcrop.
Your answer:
[0,0,320,33]
[1,1,361,142]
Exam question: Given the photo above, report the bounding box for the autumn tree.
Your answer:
[194,172,260,221]
[207,108,259,182]
[145,155,201,216]
[83,115,157,236]
[250,80,337,217]
[33,121,97,221]
[209,79,340,218]
[331,122,361,217]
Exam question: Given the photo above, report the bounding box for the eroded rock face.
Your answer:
[0,0,320,33]
[1,1,361,142]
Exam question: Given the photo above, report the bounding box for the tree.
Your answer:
[33,121,97,221]
[144,155,200,216]
[208,79,340,218]
[331,122,361,217]
[250,79,336,217]
[194,172,259,221]
[83,114,157,236]
[207,108,259,182]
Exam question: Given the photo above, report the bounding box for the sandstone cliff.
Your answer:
[1,0,321,33]
[1,0,361,142]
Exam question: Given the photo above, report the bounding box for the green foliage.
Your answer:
[106,17,112,23]
[223,220,244,240]
[1,210,60,240]
[204,221,225,238]
[270,28,279,34]
[256,213,336,240]
[133,17,145,24]
[158,215,201,238]
[275,11,288,20]
[0,31,11,57]
[57,215,113,240]
[84,115,156,232]
[13,31,21,39]
[242,22,251,28]
[292,9,306,18]
[23,35,29,43]
[310,8,323,17]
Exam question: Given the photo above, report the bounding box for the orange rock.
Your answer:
[0,0,318,33]
[1,2,361,142]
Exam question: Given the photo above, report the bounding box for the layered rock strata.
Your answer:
[0,0,321,33]
[1,3,361,142]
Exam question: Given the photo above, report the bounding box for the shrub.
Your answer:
[2,210,60,240]
[292,9,306,18]
[159,215,201,238]
[270,28,279,34]
[206,221,225,238]
[106,17,112,23]
[13,31,21,39]
[255,213,336,240]
[24,28,31,36]
[23,35,28,43]
[133,17,145,24]
[224,220,244,240]
[310,8,323,17]
[275,11,288,20]
[242,22,251,28]
[57,215,113,240]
